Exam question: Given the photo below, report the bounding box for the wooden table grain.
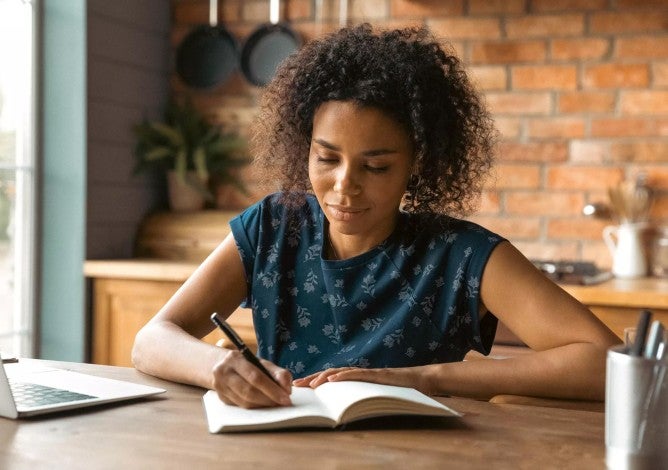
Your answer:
[0,359,606,469]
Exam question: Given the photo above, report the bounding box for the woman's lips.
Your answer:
[327,204,366,221]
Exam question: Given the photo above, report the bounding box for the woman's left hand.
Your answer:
[293,366,433,393]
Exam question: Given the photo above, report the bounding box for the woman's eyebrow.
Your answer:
[312,138,398,157]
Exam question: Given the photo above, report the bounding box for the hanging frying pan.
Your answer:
[240,0,302,87]
[175,0,238,89]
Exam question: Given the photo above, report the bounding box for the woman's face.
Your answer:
[308,100,414,250]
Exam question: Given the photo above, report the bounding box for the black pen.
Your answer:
[210,312,280,386]
[629,309,652,357]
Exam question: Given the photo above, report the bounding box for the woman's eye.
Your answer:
[316,156,337,164]
[366,165,389,174]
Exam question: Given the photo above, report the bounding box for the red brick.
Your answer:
[170,26,191,47]
[506,14,585,38]
[583,63,650,89]
[591,12,668,34]
[467,215,541,239]
[350,0,390,19]
[485,92,552,115]
[512,65,577,90]
[569,140,608,164]
[585,190,612,206]
[428,18,502,40]
[470,40,546,64]
[477,191,501,214]
[582,242,613,270]
[618,0,668,9]
[390,0,464,17]
[650,195,668,221]
[469,0,526,15]
[513,241,580,261]
[293,22,344,42]
[493,117,522,140]
[617,37,668,59]
[532,0,608,11]
[547,218,610,241]
[469,66,507,91]
[498,142,569,163]
[506,191,585,216]
[551,38,610,61]
[527,117,586,139]
[620,91,668,115]
[634,167,668,190]
[493,164,542,189]
[655,63,668,87]
[349,19,429,34]
[609,141,668,163]
[241,1,270,23]
[173,2,211,25]
[591,119,663,138]
[558,92,616,114]
[547,166,624,190]
[285,0,312,21]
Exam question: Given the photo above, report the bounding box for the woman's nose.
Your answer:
[333,165,361,195]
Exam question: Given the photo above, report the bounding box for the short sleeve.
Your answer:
[229,198,265,306]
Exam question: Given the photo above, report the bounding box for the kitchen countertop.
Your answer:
[84,258,668,310]
[563,277,668,310]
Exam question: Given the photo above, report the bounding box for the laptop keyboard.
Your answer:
[9,380,96,407]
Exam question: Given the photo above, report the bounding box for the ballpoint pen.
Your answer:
[210,312,281,385]
[629,309,652,357]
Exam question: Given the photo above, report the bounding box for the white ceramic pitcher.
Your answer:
[603,223,648,278]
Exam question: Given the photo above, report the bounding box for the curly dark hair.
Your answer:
[251,24,497,217]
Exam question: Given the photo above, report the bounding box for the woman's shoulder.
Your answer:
[234,192,322,245]
[401,212,505,246]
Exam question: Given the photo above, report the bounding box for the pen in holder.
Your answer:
[605,346,667,470]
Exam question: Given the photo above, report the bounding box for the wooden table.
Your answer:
[0,360,606,469]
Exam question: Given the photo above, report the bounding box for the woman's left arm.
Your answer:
[296,241,621,401]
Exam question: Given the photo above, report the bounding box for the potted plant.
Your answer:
[133,98,248,211]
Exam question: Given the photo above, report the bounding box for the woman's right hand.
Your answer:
[211,350,293,408]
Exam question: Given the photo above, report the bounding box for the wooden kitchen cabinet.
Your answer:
[85,260,255,367]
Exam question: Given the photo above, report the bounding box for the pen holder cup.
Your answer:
[605,346,668,470]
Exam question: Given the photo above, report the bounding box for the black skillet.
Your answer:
[240,0,302,87]
[176,0,238,89]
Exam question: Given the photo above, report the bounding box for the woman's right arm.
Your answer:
[131,233,292,407]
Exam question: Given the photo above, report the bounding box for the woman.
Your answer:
[132,25,619,409]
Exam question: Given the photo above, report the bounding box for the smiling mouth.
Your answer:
[327,204,366,221]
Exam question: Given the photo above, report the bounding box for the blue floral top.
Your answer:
[230,193,505,378]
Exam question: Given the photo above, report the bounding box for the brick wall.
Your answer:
[171,0,668,268]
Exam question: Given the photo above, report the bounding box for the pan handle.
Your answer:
[270,0,280,25]
[209,0,218,27]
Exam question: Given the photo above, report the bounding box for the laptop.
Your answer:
[0,354,165,419]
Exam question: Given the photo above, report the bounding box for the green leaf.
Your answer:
[193,147,208,180]
[150,122,184,147]
[174,149,187,183]
[143,146,174,161]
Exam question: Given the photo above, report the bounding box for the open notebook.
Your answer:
[0,354,165,419]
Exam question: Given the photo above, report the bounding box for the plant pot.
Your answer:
[167,171,208,212]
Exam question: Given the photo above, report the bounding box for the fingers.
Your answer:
[293,367,360,388]
[293,367,413,390]
[213,351,292,408]
[262,358,293,394]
